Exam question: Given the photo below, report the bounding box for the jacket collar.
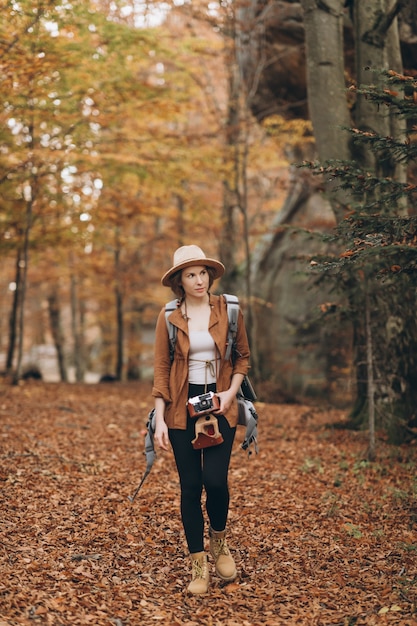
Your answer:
[167,294,221,333]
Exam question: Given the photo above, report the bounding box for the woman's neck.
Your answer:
[182,294,210,321]
[184,294,210,307]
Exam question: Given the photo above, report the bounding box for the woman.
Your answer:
[152,244,251,594]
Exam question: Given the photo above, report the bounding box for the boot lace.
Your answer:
[192,558,208,581]
[212,537,230,558]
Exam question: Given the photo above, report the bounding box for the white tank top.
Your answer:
[188,330,220,385]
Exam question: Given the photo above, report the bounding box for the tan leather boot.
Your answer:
[209,527,237,581]
[187,551,210,595]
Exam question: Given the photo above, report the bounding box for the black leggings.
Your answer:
[168,384,236,554]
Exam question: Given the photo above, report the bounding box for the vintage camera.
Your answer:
[187,391,220,418]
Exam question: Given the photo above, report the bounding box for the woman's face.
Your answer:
[181,265,210,300]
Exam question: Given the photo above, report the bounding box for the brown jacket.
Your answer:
[152,294,251,429]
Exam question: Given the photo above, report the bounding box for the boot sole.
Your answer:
[187,577,210,594]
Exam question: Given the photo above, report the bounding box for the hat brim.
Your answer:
[161,258,225,287]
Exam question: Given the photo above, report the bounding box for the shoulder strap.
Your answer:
[223,294,239,362]
[165,299,178,363]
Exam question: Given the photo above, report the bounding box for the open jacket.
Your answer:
[152,293,251,429]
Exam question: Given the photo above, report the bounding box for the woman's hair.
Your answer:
[169,266,217,300]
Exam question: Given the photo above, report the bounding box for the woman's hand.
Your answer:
[215,373,244,415]
[153,397,169,451]
[154,419,170,451]
[214,389,235,415]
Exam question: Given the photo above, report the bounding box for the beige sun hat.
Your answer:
[161,245,225,287]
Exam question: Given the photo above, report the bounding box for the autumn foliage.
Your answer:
[0,0,291,384]
[0,382,416,624]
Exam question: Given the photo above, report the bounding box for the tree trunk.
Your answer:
[6,247,23,375]
[354,0,403,114]
[219,15,241,293]
[354,0,407,185]
[219,8,262,375]
[70,269,85,382]
[365,288,376,461]
[371,280,417,444]
[352,0,414,443]
[114,230,124,381]
[12,199,32,385]
[48,286,68,382]
[300,0,352,221]
[115,283,123,381]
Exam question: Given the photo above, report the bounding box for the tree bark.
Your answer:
[300,0,352,221]
[354,0,406,184]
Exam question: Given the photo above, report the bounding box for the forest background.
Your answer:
[1,2,417,624]
[1,0,417,446]
[1,0,291,384]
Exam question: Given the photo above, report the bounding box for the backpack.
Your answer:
[128,295,258,502]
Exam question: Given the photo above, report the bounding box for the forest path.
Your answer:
[0,382,416,625]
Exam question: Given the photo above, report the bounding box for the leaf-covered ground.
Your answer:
[0,382,416,626]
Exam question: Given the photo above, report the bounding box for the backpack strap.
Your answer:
[165,299,179,363]
[223,294,239,362]
[223,294,259,456]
